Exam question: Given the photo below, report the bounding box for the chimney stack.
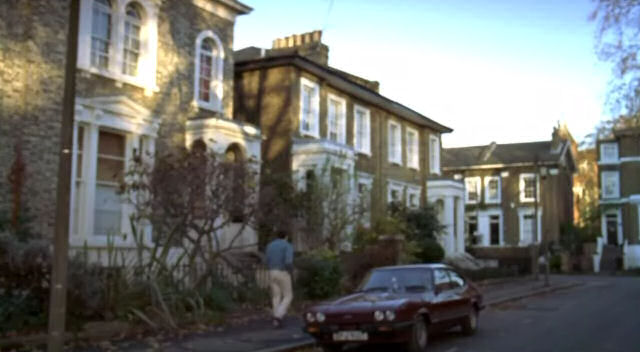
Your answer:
[271,30,329,66]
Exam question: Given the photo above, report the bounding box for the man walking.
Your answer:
[265,229,294,328]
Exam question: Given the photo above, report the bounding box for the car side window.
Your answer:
[433,269,450,292]
[448,270,465,289]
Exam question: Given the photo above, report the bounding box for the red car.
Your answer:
[303,264,483,352]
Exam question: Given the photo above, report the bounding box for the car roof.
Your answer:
[374,263,452,271]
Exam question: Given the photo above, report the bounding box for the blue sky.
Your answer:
[234,0,611,147]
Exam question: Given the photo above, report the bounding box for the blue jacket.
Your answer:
[265,238,293,271]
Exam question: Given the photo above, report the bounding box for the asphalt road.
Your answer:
[303,275,640,352]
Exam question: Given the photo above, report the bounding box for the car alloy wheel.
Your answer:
[408,316,428,352]
[462,307,479,335]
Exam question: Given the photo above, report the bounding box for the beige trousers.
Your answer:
[268,269,293,319]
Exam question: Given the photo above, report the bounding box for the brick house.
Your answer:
[441,126,576,260]
[234,31,465,255]
[0,0,260,253]
[596,126,640,269]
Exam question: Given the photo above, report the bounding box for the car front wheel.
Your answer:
[461,306,479,335]
[407,316,428,352]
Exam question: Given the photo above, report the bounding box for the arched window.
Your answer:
[194,31,224,111]
[91,0,112,69]
[123,2,142,76]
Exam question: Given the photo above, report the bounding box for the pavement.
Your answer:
[87,274,584,352]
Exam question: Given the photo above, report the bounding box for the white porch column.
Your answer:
[443,196,455,257]
[456,196,465,254]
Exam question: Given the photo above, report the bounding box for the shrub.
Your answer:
[550,254,562,273]
[295,250,343,300]
[415,238,445,263]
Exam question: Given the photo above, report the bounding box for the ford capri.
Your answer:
[302,264,483,352]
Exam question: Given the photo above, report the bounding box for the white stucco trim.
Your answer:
[387,179,405,203]
[406,185,422,209]
[70,96,159,248]
[77,0,159,93]
[193,30,225,113]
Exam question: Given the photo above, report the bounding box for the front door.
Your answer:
[606,213,619,245]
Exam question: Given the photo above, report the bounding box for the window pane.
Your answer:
[98,130,125,156]
[91,0,111,69]
[94,184,122,236]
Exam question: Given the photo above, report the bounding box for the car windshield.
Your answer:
[358,268,433,293]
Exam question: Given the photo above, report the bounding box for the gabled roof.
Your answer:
[443,141,568,170]
[234,49,453,133]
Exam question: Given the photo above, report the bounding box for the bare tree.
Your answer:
[591,0,640,138]
[120,139,260,290]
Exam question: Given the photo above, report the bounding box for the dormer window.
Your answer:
[194,31,224,111]
[122,3,142,76]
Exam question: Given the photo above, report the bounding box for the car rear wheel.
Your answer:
[407,316,428,352]
[320,344,343,352]
[461,306,479,335]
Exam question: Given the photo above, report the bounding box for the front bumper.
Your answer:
[304,321,414,344]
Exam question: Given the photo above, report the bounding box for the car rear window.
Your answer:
[359,268,433,293]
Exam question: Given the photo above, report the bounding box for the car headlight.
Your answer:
[316,312,326,322]
[385,310,396,321]
[306,312,316,323]
[374,310,385,321]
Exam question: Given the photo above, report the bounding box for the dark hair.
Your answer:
[276,229,288,239]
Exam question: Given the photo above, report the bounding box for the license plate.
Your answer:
[332,330,369,341]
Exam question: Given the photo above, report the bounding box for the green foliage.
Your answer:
[550,254,562,273]
[416,239,445,263]
[389,203,445,263]
[560,222,598,255]
[296,249,343,300]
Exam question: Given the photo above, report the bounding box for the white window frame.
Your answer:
[70,96,158,248]
[77,0,159,91]
[388,120,402,165]
[464,176,481,204]
[601,171,620,199]
[353,105,371,155]
[406,186,421,209]
[327,93,347,144]
[601,209,623,245]
[484,176,501,204]
[519,173,539,203]
[299,77,320,138]
[194,30,225,112]
[429,134,441,175]
[518,207,542,246]
[387,181,404,204]
[600,142,619,163]
[406,127,420,170]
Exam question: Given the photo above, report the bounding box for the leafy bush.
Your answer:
[550,254,562,273]
[416,238,445,263]
[295,250,343,300]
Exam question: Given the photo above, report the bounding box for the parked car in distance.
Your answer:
[302,264,483,352]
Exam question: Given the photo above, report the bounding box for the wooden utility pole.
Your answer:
[47,0,79,350]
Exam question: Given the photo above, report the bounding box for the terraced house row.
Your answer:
[0,1,465,257]
[596,126,640,269]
